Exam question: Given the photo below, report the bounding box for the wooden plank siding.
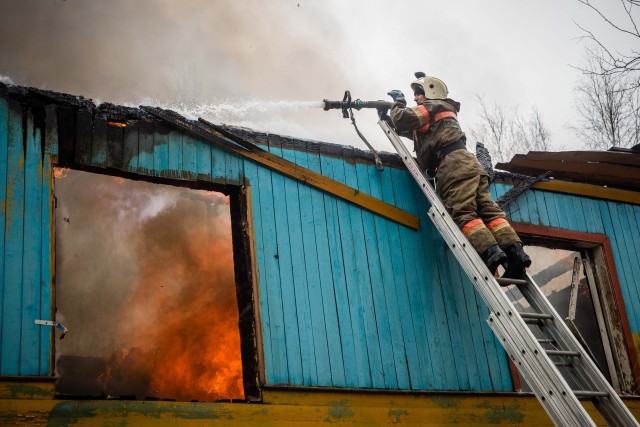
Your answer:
[0,98,54,376]
[2,88,640,398]
[2,380,640,426]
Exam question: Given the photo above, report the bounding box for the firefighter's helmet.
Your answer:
[411,72,448,99]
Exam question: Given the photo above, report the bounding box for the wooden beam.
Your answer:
[532,180,640,206]
[524,150,640,167]
[141,107,420,230]
[499,157,640,188]
[243,186,266,388]
[3,387,640,425]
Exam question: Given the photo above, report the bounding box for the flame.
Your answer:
[53,170,242,402]
[100,195,244,402]
[54,167,70,179]
[107,121,127,128]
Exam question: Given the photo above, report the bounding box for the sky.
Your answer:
[0,0,636,158]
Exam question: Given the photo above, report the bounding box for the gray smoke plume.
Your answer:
[0,1,346,101]
[0,0,369,145]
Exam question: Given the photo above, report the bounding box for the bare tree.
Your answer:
[472,95,510,163]
[572,51,640,149]
[571,1,640,148]
[470,95,552,163]
[511,106,552,152]
[575,0,640,89]
[631,87,640,144]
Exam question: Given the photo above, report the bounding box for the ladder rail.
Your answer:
[428,203,595,426]
[518,273,636,426]
[378,120,639,427]
[519,274,600,383]
[487,312,589,427]
[379,123,513,316]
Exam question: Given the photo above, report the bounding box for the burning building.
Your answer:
[0,82,639,425]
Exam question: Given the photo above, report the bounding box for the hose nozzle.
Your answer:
[323,91,392,118]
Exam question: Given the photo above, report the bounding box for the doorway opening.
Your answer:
[53,168,253,402]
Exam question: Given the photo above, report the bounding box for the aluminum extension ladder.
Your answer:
[379,120,639,427]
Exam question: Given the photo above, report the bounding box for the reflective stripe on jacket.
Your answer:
[389,98,486,182]
[390,98,464,171]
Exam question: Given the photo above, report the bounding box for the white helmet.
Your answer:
[411,72,448,99]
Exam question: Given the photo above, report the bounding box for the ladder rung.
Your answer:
[497,277,529,286]
[546,350,581,357]
[538,338,555,344]
[519,312,553,320]
[573,390,609,399]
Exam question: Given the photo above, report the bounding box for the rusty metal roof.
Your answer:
[495,148,640,191]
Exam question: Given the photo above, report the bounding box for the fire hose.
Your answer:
[323,90,392,171]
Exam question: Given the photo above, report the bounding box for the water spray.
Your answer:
[322,90,392,171]
[189,100,325,118]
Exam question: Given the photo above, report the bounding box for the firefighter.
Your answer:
[384,72,531,277]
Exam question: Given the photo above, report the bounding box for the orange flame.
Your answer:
[107,121,127,128]
[53,167,70,179]
[101,198,244,402]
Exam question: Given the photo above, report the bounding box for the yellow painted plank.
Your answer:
[0,380,54,400]
[0,398,538,426]
[534,180,640,206]
[262,389,625,425]
[2,390,639,426]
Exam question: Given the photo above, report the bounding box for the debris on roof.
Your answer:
[496,150,640,191]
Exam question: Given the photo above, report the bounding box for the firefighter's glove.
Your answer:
[387,90,406,103]
[377,106,390,120]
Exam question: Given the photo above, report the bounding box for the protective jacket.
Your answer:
[389,97,521,257]
[389,98,485,182]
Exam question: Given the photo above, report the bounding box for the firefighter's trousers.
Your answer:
[438,174,521,255]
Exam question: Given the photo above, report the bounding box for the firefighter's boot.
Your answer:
[503,243,532,278]
[481,244,507,275]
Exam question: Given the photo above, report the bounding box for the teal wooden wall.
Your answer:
[2,86,637,394]
[0,97,54,376]
[0,89,513,391]
[244,137,511,391]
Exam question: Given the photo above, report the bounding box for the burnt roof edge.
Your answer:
[1,82,542,181]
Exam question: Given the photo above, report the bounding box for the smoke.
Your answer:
[0,0,452,149]
[1,1,609,152]
[0,0,359,142]
[55,170,242,401]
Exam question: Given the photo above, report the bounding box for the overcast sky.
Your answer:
[0,0,635,157]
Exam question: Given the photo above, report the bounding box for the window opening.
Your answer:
[506,244,617,391]
[53,168,245,402]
